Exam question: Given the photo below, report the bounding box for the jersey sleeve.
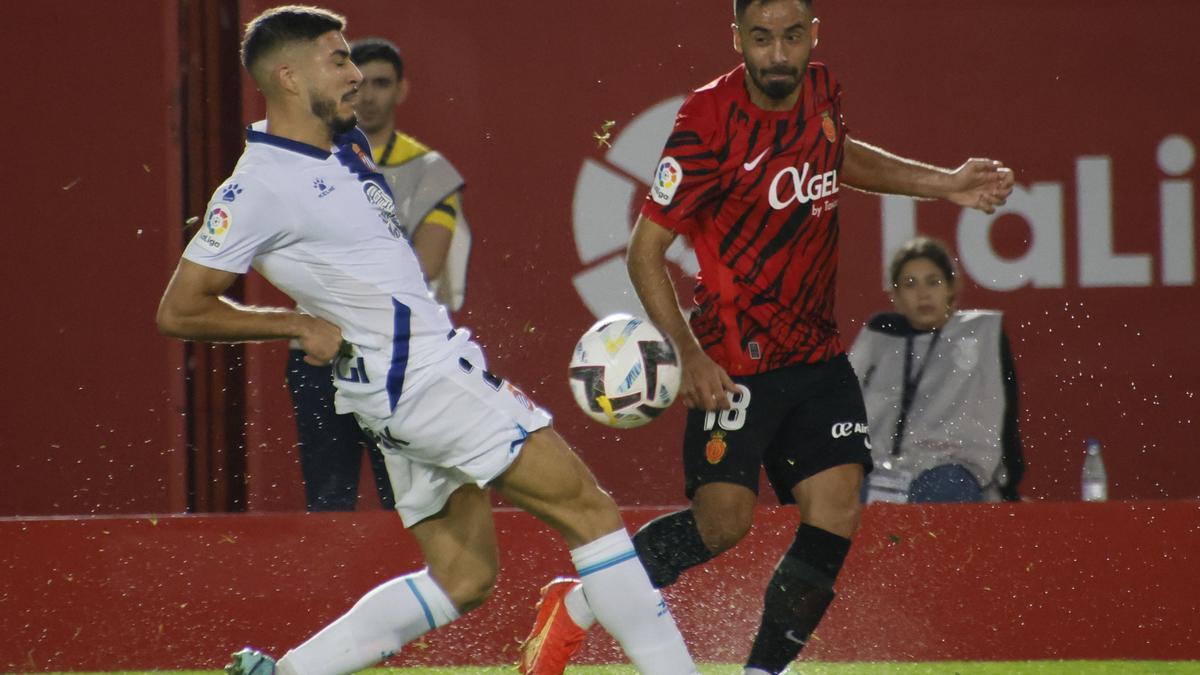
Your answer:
[639,91,721,235]
[183,176,287,274]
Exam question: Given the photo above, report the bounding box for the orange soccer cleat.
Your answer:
[517,577,589,675]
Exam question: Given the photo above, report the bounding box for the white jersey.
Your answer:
[184,121,457,419]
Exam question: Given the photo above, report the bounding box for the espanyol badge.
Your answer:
[362,180,405,239]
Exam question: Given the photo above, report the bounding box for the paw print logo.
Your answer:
[220,183,242,202]
[313,177,335,198]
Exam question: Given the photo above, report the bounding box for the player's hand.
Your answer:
[945,158,1015,214]
[679,343,739,411]
[296,315,344,365]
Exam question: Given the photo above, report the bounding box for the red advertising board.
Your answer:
[5,502,1197,670]
[238,0,1200,508]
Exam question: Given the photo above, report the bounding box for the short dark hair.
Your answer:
[241,5,347,73]
[734,0,813,21]
[350,37,405,81]
[889,237,958,287]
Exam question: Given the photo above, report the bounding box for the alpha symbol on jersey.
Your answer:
[768,163,839,210]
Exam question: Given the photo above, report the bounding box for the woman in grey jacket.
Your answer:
[849,237,1024,503]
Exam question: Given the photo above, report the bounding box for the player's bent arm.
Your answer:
[842,137,1014,214]
[841,137,953,200]
[626,216,700,355]
[627,215,736,410]
[156,259,339,362]
[410,220,453,281]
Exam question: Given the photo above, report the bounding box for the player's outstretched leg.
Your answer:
[267,485,496,675]
[744,464,862,675]
[518,483,755,673]
[496,428,697,675]
[517,510,719,673]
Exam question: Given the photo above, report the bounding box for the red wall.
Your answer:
[4,502,1197,670]
[0,2,1197,515]
[0,1,187,515]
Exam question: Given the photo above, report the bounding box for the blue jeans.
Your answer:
[285,350,396,511]
[908,464,983,503]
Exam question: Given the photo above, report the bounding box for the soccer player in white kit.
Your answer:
[155,6,697,675]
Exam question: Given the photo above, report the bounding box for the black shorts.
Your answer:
[682,354,873,504]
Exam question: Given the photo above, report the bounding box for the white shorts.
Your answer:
[353,340,552,527]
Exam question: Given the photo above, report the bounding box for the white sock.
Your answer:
[744,669,774,675]
[563,583,596,628]
[277,568,459,675]
[572,529,696,674]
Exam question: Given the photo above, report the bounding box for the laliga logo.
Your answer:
[570,96,699,319]
[657,161,679,189]
[206,205,231,236]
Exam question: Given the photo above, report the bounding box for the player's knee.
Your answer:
[547,450,622,530]
[565,481,622,539]
[807,491,863,538]
[691,484,756,553]
[579,480,619,517]
[836,498,863,535]
[694,507,753,554]
[527,460,621,543]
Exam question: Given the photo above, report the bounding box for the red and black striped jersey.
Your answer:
[641,62,848,375]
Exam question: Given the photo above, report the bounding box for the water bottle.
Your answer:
[1081,438,1108,501]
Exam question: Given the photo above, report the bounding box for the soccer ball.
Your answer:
[568,314,681,428]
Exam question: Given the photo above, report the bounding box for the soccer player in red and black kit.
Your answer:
[519,1,1015,673]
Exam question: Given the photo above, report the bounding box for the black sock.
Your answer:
[745,523,851,673]
[632,509,714,588]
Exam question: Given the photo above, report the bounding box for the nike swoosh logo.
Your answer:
[743,148,770,171]
[784,629,806,645]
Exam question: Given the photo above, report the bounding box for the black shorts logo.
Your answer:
[705,430,728,464]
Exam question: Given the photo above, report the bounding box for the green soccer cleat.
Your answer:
[225,647,276,675]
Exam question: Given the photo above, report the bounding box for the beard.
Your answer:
[310,93,358,135]
[748,65,802,101]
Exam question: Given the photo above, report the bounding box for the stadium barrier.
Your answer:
[4,501,1196,671]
